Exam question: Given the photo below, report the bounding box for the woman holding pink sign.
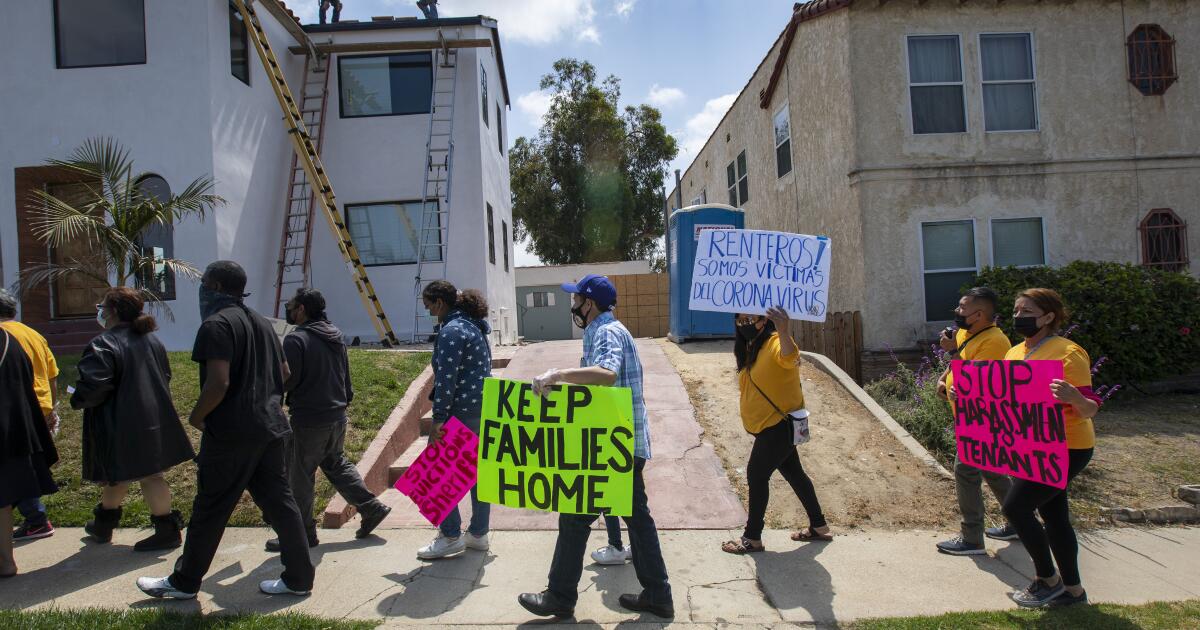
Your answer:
[416,281,494,560]
[1001,289,1102,609]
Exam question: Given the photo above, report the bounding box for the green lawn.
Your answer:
[38,349,428,528]
[0,608,376,630]
[850,600,1200,629]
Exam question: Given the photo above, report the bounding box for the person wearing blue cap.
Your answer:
[517,274,673,620]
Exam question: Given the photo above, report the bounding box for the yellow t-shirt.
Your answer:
[738,333,806,434]
[1004,336,1096,450]
[946,326,1012,413]
[1,320,60,416]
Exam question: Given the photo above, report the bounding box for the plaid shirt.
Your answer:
[582,311,651,460]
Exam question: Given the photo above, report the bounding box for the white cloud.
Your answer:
[614,0,637,18]
[516,89,556,127]
[646,84,686,108]
[669,92,738,177]
[434,0,600,46]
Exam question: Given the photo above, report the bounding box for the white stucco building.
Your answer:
[0,0,516,351]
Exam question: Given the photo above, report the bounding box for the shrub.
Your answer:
[971,261,1199,386]
[865,347,957,466]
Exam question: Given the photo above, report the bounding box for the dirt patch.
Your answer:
[660,339,961,532]
[1070,393,1200,525]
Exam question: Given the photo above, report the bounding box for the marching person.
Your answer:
[721,308,829,554]
[1002,288,1102,608]
[935,287,1017,556]
[415,281,494,560]
[319,0,342,24]
[520,274,673,619]
[0,324,59,577]
[0,289,60,542]
[265,287,391,554]
[137,261,314,599]
[71,287,195,551]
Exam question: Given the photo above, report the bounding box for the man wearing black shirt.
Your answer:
[137,261,314,599]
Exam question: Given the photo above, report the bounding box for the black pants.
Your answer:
[547,458,671,606]
[1002,448,1093,586]
[290,420,381,535]
[744,418,825,541]
[171,435,314,593]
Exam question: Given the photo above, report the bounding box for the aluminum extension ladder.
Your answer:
[233,0,398,346]
[411,34,460,343]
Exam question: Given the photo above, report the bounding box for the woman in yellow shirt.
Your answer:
[721,307,829,554]
[1001,289,1102,609]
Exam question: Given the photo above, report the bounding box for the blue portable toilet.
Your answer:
[668,204,745,342]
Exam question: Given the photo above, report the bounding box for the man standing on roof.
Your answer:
[319,0,342,24]
[517,274,674,620]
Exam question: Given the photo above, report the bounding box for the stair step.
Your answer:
[387,438,428,486]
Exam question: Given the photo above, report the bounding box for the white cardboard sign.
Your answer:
[688,228,831,322]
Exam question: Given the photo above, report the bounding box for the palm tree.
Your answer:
[18,137,224,314]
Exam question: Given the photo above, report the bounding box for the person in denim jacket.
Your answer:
[415,281,493,560]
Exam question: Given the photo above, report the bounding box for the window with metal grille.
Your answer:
[1139,208,1188,272]
[1127,25,1177,96]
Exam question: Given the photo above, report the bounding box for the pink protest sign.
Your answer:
[394,417,479,525]
[952,360,1069,489]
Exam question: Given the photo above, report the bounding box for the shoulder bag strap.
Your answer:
[746,366,789,422]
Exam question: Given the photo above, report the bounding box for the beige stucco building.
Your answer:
[667,0,1197,362]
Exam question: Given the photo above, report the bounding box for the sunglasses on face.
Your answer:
[735,316,760,326]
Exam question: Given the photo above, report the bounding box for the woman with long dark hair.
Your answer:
[1002,288,1102,608]
[71,287,195,551]
[415,280,494,560]
[721,307,830,554]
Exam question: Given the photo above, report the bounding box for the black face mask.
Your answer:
[1013,316,1042,338]
[737,322,762,340]
[285,307,297,326]
[571,302,591,329]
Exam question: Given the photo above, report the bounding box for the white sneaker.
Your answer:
[590,545,631,565]
[417,534,466,559]
[464,533,490,551]
[136,576,196,600]
[259,578,311,596]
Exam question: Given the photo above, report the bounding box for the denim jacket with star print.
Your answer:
[431,309,493,425]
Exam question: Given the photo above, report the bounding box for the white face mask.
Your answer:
[96,306,107,328]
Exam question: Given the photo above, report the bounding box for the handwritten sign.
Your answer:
[688,228,831,322]
[394,417,479,525]
[952,360,1069,488]
[477,378,635,516]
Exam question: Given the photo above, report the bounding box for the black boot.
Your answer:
[134,510,184,552]
[84,504,122,543]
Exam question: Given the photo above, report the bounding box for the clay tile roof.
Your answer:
[275,0,302,24]
[758,0,853,109]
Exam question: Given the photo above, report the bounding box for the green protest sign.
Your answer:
[477,377,635,516]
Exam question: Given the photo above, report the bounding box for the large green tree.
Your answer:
[510,59,677,265]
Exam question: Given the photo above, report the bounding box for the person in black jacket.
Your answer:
[262,288,390,553]
[0,327,59,577]
[71,287,195,552]
[137,261,314,600]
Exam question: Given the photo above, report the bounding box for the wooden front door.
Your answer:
[45,182,108,318]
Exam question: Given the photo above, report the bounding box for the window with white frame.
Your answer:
[690,189,706,206]
[981,33,1038,131]
[526,292,555,308]
[907,35,966,134]
[773,105,793,178]
[727,151,748,207]
[991,218,1045,267]
[921,220,976,322]
[345,201,440,266]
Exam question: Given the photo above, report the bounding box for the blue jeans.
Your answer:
[548,458,671,606]
[439,416,491,538]
[604,515,623,549]
[17,497,47,527]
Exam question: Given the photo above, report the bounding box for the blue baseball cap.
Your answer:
[561,274,617,310]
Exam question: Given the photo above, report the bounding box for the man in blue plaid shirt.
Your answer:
[518,275,673,620]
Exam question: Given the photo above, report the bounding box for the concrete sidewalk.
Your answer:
[3,526,1196,627]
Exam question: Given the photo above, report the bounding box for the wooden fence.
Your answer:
[792,311,864,383]
[608,273,670,338]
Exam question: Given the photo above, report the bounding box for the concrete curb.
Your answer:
[322,358,512,528]
[801,351,953,480]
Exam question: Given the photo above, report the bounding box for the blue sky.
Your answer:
[290,1,797,265]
